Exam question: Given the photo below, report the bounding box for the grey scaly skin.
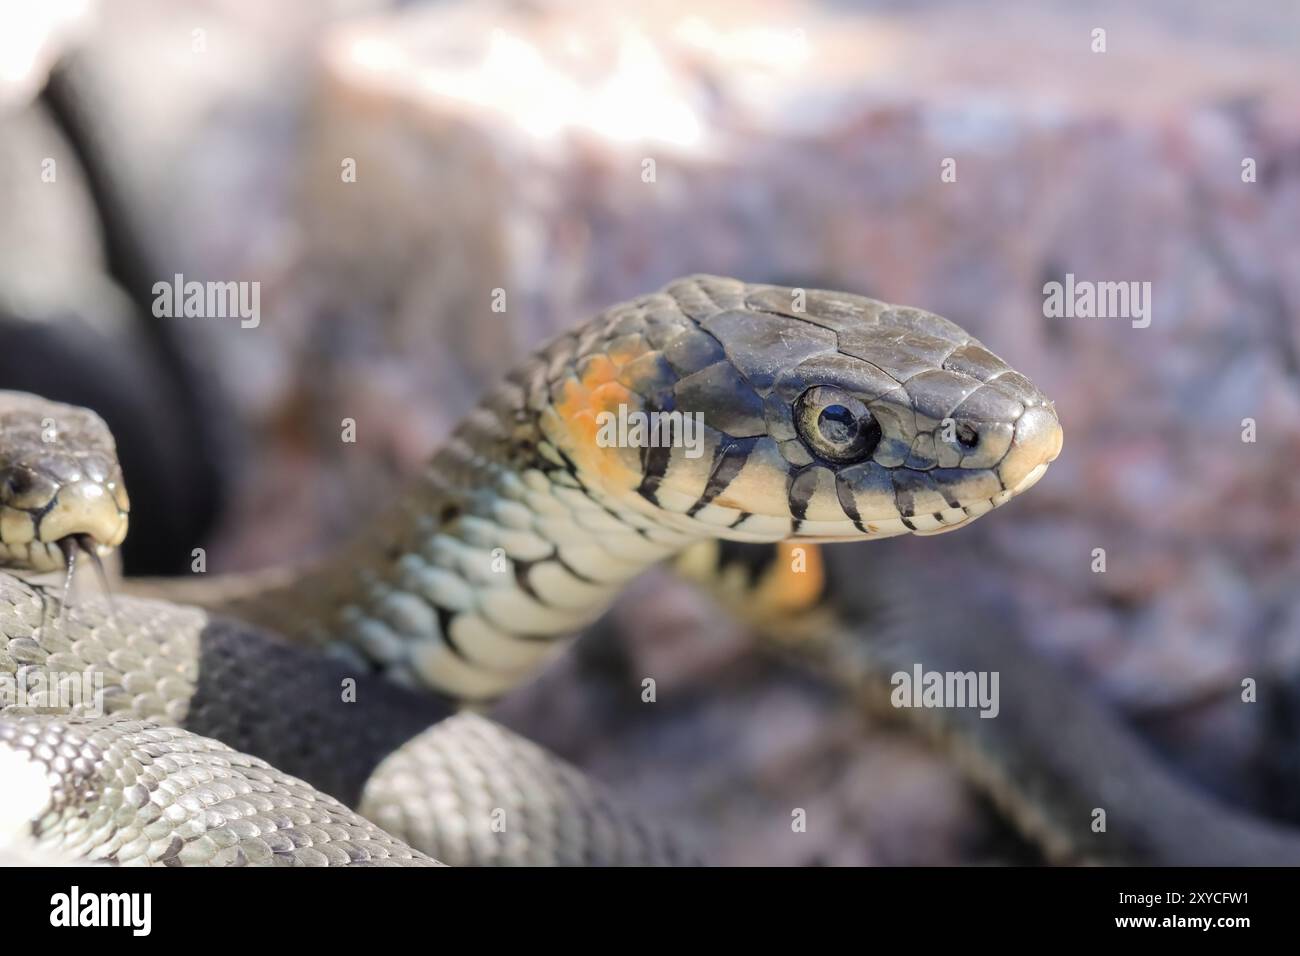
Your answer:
[0,711,440,867]
[1,275,1063,865]
[0,578,692,865]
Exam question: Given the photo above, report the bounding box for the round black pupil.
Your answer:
[818,404,858,445]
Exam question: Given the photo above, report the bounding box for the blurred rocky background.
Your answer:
[2,0,1299,863]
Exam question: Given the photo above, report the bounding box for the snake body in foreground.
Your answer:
[5,273,1266,866]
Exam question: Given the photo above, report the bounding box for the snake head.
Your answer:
[0,391,130,573]
[543,276,1062,543]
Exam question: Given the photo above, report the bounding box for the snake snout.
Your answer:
[0,473,129,574]
[0,393,131,573]
[37,478,130,552]
[996,405,1063,498]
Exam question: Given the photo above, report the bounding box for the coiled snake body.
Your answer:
[1,274,1092,865]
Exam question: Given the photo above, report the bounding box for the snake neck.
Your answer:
[222,376,703,703]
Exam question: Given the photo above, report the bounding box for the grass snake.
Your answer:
[28,275,1276,866]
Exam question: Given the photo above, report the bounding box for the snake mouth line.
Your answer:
[911,461,1051,537]
[800,460,1054,542]
[0,530,119,575]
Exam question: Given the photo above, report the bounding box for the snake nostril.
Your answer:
[955,423,979,449]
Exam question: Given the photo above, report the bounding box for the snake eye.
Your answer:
[795,387,882,463]
[0,466,56,509]
[0,466,35,500]
[2,468,29,496]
